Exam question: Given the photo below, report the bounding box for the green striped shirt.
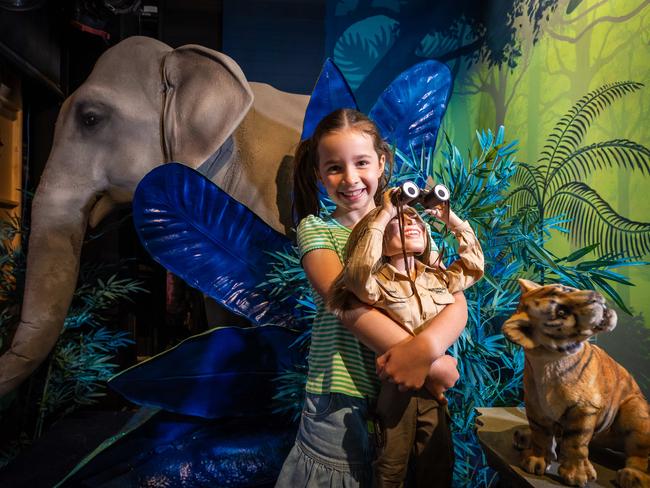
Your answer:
[297,214,379,399]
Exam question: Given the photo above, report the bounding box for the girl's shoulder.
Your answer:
[297,213,328,231]
[296,214,349,258]
[297,213,345,234]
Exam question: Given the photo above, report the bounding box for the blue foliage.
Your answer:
[369,60,452,158]
[57,410,296,488]
[301,58,357,140]
[302,57,453,160]
[132,163,298,327]
[109,326,302,419]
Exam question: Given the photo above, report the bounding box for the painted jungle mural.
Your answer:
[325,0,650,393]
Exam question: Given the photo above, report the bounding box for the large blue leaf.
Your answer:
[57,410,296,488]
[369,60,452,157]
[109,325,302,418]
[301,58,358,140]
[133,163,296,326]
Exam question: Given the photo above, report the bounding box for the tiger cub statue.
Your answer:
[502,279,650,488]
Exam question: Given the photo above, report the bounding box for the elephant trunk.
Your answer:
[0,170,98,395]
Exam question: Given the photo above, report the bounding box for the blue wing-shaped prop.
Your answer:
[301,58,358,140]
[133,163,296,326]
[109,325,301,418]
[56,410,296,488]
[369,60,452,158]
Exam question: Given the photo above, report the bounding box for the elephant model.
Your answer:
[0,36,309,395]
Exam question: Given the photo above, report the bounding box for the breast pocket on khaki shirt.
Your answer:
[422,287,456,320]
[375,279,413,326]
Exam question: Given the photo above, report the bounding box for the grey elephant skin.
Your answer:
[0,36,309,395]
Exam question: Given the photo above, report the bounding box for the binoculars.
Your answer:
[392,181,450,208]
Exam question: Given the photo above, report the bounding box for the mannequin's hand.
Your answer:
[380,188,398,220]
[425,207,463,228]
[376,335,436,391]
[423,355,459,404]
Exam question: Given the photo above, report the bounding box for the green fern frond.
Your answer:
[548,140,650,192]
[549,181,650,257]
[512,164,537,188]
[506,186,538,216]
[539,81,643,173]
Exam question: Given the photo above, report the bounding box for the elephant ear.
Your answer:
[162,45,253,166]
[369,60,452,157]
[301,58,358,140]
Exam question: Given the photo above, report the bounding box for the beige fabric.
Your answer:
[343,217,484,335]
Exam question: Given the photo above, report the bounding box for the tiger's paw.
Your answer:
[558,459,597,487]
[521,453,548,476]
[617,467,650,488]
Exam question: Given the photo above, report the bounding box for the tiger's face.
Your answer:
[502,279,617,353]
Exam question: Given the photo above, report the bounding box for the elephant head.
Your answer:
[0,36,308,395]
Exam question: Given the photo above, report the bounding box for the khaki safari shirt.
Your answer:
[344,218,484,335]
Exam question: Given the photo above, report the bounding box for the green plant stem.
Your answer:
[34,355,54,440]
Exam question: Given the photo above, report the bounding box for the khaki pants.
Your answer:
[373,382,454,488]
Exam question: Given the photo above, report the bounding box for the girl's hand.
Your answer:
[376,334,438,391]
[423,355,459,404]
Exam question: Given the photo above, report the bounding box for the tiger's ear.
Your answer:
[502,312,536,349]
[518,279,541,294]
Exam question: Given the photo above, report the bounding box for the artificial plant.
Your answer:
[0,217,143,467]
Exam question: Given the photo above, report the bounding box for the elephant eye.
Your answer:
[82,112,100,127]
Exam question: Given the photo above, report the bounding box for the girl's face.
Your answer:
[317,129,385,224]
[383,211,426,257]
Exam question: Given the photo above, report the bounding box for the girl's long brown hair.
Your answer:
[292,109,394,224]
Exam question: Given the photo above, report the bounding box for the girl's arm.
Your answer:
[303,248,412,352]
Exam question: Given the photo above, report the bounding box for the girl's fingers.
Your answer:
[376,354,387,376]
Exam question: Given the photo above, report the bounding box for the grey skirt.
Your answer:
[275,392,374,488]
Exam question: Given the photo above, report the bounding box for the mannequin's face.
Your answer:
[383,210,426,257]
